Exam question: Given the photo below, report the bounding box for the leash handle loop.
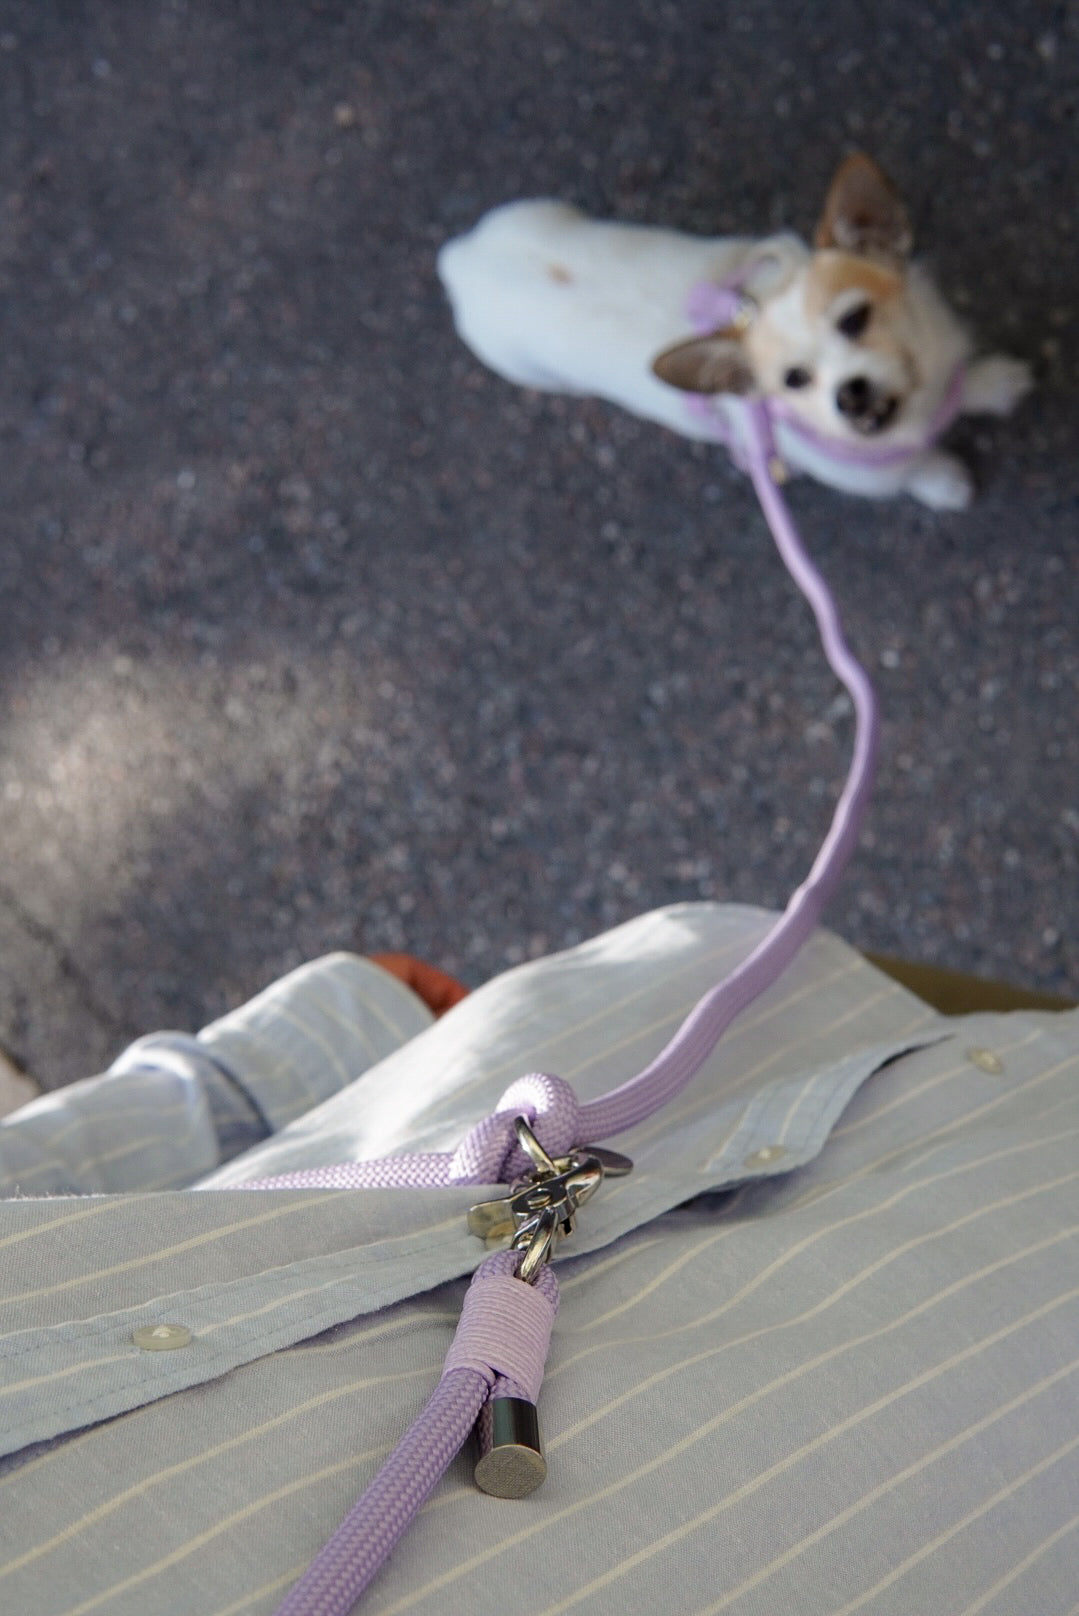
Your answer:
[272,1258,559,1616]
[263,340,882,1616]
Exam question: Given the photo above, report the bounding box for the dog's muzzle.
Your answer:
[836,376,900,435]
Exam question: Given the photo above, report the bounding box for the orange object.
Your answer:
[370,953,471,1018]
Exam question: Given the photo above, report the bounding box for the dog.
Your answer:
[438,154,1031,508]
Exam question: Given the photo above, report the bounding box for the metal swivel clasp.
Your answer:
[468,1117,632,1496]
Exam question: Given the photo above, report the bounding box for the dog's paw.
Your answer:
[962,355,1034,417]
[906,451,974,511]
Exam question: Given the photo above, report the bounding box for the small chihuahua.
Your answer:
[438,155,1031,508]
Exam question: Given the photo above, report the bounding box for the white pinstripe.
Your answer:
[827,1434,1079,1616]
[956,1511,1079,1616]
[528,1288,1079,1616]
[686,1358,1079,1614]
[370,1265,1079,1614]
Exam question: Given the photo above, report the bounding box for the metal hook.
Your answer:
[513,1116,560,1178]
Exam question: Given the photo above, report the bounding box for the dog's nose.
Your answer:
[835,376,899,434]
[836,377,872,418]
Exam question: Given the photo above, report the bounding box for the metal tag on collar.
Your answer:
[729,292,757,334]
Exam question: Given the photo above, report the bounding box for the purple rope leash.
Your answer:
[274,1252,558,1616]
[262,366,886,1614]
[247,403,879,1193]
[274,1373,488,1616]
[579,399,879,1140]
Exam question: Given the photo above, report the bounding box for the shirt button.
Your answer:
[132,1324,193,1351]
[966,1047,1004,1075]
[744,1144,787,1170]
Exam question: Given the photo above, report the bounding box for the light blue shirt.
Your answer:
[1,904,1076,1615]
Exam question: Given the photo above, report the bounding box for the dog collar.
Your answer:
[684,275,966,474]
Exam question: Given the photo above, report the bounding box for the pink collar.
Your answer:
[685,277,966,473]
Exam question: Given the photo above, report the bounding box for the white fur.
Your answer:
[438,199,1031,508]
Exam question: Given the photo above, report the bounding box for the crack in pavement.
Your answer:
[0,881,128,1072]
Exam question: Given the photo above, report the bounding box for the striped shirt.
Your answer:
[1,902,1076,1615]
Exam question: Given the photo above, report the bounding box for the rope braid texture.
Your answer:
[273,1256,559,1616]
[262,390,884,1613]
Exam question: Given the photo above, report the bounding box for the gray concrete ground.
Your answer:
[0,1,1075,1091]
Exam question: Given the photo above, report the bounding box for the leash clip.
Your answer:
[468,1119,631,1495]
[468,1117,632,1283]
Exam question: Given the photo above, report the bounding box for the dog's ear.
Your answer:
[652,331,755,395]
[814,154,913,262]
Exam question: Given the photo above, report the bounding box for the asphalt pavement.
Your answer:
[0,0,1075,1090]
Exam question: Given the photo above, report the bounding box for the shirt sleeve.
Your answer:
[0,953,435,1196]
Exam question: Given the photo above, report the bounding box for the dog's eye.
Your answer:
[837,303,871,340]
[784,366,812,390]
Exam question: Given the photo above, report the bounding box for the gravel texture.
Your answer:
[0,1,1075,1088]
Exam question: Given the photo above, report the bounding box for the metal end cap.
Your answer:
[474,1397,546,1498]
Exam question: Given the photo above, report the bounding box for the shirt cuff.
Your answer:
[0,953,434,1196]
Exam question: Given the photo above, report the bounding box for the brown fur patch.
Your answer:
[652,331,755,396]
[803,251,903,321]
[813,153,913,260]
